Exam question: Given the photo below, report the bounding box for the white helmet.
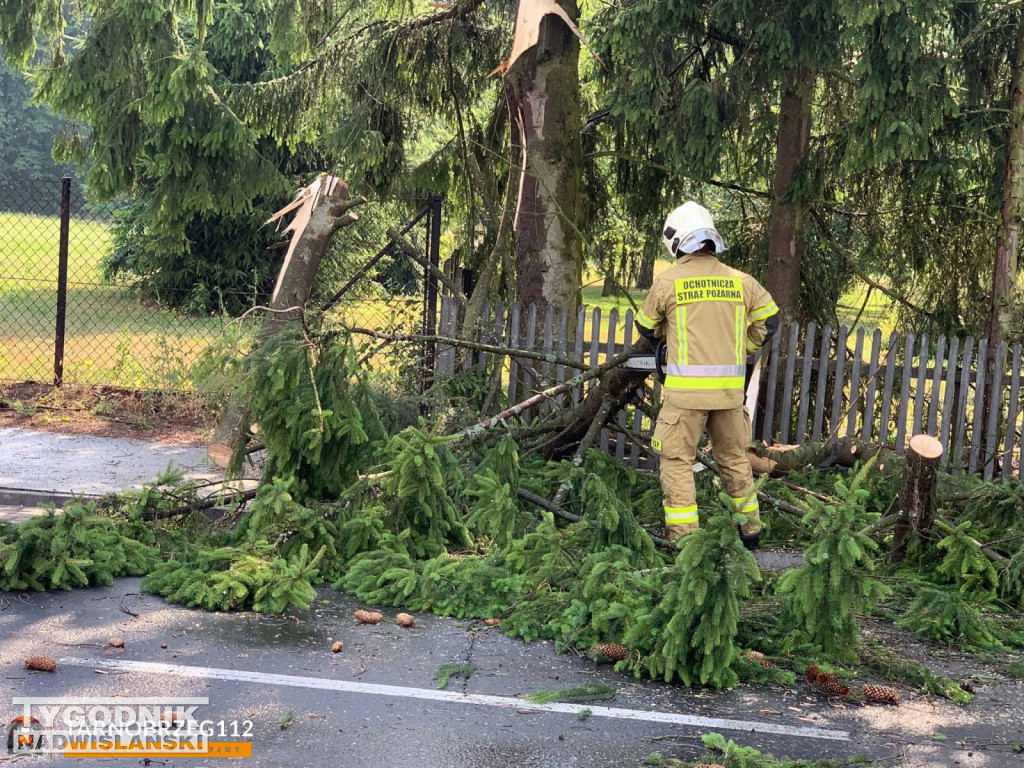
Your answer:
[662,202,727,257]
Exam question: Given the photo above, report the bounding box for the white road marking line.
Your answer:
[60,657,849,742]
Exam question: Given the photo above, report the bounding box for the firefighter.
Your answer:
[635,202,780,549]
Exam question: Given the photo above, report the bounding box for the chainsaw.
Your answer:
[616,346,765,444]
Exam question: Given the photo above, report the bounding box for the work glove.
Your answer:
[654,341,667,383]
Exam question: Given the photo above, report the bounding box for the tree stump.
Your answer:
[890,434,944,564]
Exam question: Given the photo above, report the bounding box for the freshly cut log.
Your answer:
[745,437,899,476]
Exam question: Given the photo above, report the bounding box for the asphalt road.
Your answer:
[2,579,1022,768]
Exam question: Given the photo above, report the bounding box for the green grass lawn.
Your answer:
[0,212,235,387]
[0,211,111,282]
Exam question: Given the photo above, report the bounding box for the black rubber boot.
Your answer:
[738,525,762,552]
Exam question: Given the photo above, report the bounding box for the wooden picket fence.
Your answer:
[435,296,1024,480]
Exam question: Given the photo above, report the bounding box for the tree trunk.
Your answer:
[765,63,814,323]
[984,14,1024,352]
[509,1,584,321]
[635,240,656,290]
[745,436,900,476]
[890,434,943,564]
[208,175,363,468]
[601,270,615,297]
[262,176,359,339]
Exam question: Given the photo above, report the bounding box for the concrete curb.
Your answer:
[0,486,105,509]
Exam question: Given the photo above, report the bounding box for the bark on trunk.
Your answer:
[745,436,900,477]
[208,175,364,468]
[984,14,1024,352]
[635,240,656,290]
[601,270,615,297]
[890,434,943,564]
[765,63,814,323]
[262,176,360,339]
[509,1,584,321]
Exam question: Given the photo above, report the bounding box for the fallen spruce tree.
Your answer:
[5,178,1023,699]
[4,324,1024,701]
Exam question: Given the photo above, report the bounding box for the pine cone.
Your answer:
[805,663,822,684]
[331,641,344,653]
[107,637,125,648]
[744,651,774,669]
[354,610,383,625]
[484,618,501,627]
[813,673,851,697]
[590,643,629,662]
[862,684,900,704]
[396,613,416,628]
[25,655,57,672]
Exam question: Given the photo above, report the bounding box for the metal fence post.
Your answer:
[53,176,71,387]
[421,193,443,392]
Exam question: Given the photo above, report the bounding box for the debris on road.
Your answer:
[25,654,56,671]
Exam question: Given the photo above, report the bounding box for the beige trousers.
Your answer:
[652,402,761,541]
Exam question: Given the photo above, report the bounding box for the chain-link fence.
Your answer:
[318,194,442,393]
[0,176,441,392]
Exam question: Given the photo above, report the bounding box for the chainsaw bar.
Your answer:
[617,354,657,371]
[615,351,765,473]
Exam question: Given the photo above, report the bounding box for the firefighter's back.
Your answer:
[653,253,752,410]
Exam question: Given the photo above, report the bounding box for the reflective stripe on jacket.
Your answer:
[635,254,778,409]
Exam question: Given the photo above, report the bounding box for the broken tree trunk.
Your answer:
[208,175,365,468]
[890,434,944,564]
[505,0,586,322]
[535,337,652,459]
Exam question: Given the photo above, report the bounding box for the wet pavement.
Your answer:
[2,579,1023,767]
[0,427,258,523]
[4,581,1019,765]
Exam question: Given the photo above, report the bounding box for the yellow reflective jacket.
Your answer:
[635,253,778,409]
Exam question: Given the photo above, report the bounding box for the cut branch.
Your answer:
[551,396,613,509]
[450,350,634,443]
[534,338,653,459]
[515,487,675,550]
[142,487,259,521]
